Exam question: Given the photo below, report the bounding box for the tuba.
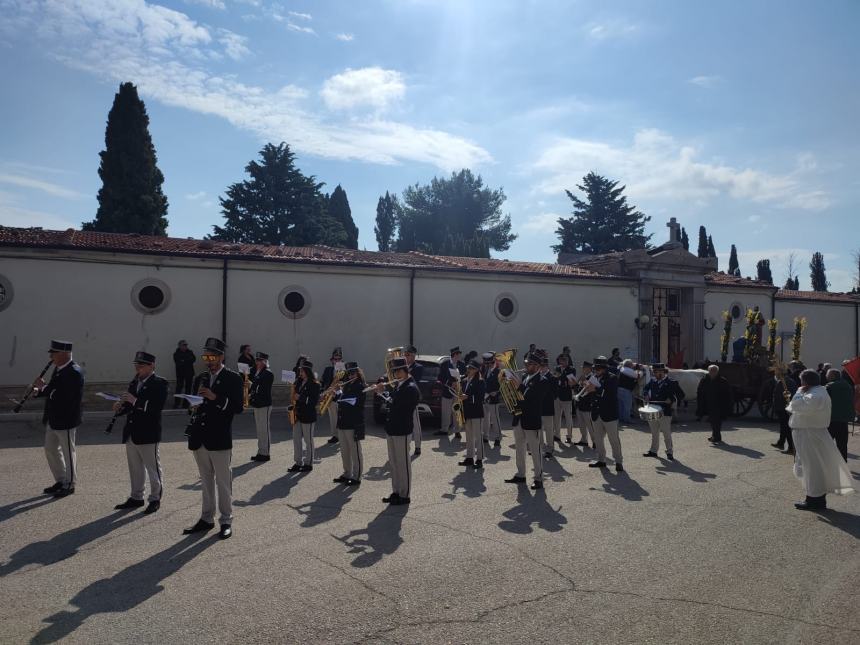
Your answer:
[385,347,404,383]
[495,349,524,417]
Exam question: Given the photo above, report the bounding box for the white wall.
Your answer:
[703,288,774,360]
[774,300,858,366]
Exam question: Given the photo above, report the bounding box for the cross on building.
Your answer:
[666,217,681,243]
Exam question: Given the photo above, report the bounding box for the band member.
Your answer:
[334,362,366,485]
[173,340,195,409]
[184,337,244,540]
[573,361,595,447]
[586,356,624,472]
[436,346,466,438]
[36,340,84,498]
[376,357,419,505]
[238,344,256,377]
[482,352,503,448]
[249,352,274,462]
[459,359,486,469]
[642,363,685,460]
[114,351,167,513]
[537,350,557,458]
[404,345,424,455]
[554,354,576,443]
[321,347,343,444]
[287,363,320,473]
[505,353,549,489]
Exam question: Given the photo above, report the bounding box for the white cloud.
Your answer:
[689,75,722,88]
[288,11,311,21]
[522,212,562,233]
[218,29,250,60]
[183,0,226,9]
[287,21,316,35]
[533,129,830,211]
[321,67,406,112]
[185,191,207,200]
[10,1,490,171]
[586,21,639,41]
[335,32,354,42]
[0,173,83,199]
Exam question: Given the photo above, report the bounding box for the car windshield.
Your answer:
[419,363,439,381]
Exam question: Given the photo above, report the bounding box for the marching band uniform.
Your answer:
[250,352,274,462]
[115,351,167,513]
[383,358,419,504]
[482,353,503,448]
[537,353,557,457]
[38,340,84,497]
[554,358,576,443]
[334,362,365,485]
[642,365,685,459]
[288,364,320,472]
[437,347,465,437]
[589,357,624,471]
[321,348,343,444]
[459,360,486,468]
[506,355,548,489]
[185,337,244,539]
[405,345,423,455]
[574,362,595,446]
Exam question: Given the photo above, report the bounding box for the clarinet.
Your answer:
[104,402,131,434]
[13,360,53,413]
[185,372,210,437]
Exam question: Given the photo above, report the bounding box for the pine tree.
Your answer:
[728,244,740,276]
[697,226,708,258]
[756,259,773,284]
[211,142,346,246]
[809,251,830,292]
[374,192,398,252]
[680,227,689,251]
[327,184,358,249]
[553,172,652,255]
[83,82,168,235]
[707,235,716,258]
[783,276,800,290]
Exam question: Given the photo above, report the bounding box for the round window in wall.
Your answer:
[494,292,518,322]
[278,285,311,319]
[0,274,13,312]
[131,279,171,315]
[729,302,744,320]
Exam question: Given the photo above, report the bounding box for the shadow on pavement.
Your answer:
[593,468,650,502]
[543,456,574,483]
[655,458,718,483]
[431,434,463,458]
[231,460,263,481]
[0,495,56,526]
[289,485,356,528]
[332,505,408,568]
[30,533,218,644]
[234,471,305,507]
[363,463,391,481]
[498,487,567,534]
[0,511,143,577]
[816,509,860,539]
[442,469,486,500]
[711,442,766,460]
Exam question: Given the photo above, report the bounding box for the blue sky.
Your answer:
[1,0,858,290]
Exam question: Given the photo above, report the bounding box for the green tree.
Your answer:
[83,82,168,235]
[783,276,800,290]
[327,184,358,249]
[707,235,716,259]
[756,258,773,284]
[697,226,708,258]
[809,251,830,292]
[374,192,398,252]
[395,169,515,257]
[728,244,741,276]
[553,172,651,255]
[211,142,346,246]
[680,227,689,251]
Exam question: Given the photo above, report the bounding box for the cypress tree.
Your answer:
[756,259,773,284]
[707,235,716,259]
[697,226,708,258]
[680,227,689,251]
[728,244,740,276]
[83,82,168,235]
[374,192,398,252]
[327,184,358,249]
[809,251,830,292]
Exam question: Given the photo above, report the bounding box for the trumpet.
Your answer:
[13,360,53,413]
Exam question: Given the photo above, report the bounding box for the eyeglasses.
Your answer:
[202,354,222,361]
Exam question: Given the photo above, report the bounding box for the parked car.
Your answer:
[372,355,447,426]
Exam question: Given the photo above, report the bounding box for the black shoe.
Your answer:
[483,438,490,444]
[287,463,302,472]
[616,463,624,472]
[219,524,232,539]
[382,493,401,504]
[531,480,543,490]
[391,496,411,505]
[574,441,588,447]
[543,452,554,460]
[115,498,145,510]
[454,432,462,440]
[345,479,361,486]
[413,448,421,456]
[43,482,63,494]
[504,475,526,483]
[183,519,215,534]
[565,437,572,444]
[493,440,501,448]
[794,501,826,511]
[300,464,313,472]
[473,460,483,470]
[458,457,474,466]
[666,453,674,461]
[333,475,348,483]
[251,454,270,462]
[327,436,339,444]
[588,461,607,468]
[143,500,160,514]
[783,448,796,456]
[554,436,562,444]
[707,436,716,443]
[54,486,75,498]
[643,451,658,458]
[771,442,784,449]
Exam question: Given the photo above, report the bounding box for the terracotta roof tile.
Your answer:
[705,272,775,288]
[775,289,859,304]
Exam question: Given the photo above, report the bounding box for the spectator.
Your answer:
[238,344,255,376]
[771,370,799,454]
[616,359,639,424]
[825,369,853,462]
[173,340,196,409]
[608,348,622,372]
[696,365,733,443]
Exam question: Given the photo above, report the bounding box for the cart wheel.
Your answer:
[731,391,754,416]
[757,380,776,420]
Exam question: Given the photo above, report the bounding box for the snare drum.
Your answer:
[637,404,663,421]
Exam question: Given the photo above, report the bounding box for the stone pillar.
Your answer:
[639,289,653,363]
[688,287,705,365]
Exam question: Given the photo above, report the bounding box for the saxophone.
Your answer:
[288,381,298,425]
[319,370,346,415]
[451,376,466,428]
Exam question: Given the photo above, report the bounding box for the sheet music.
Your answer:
[237,363,250,375]
[174,394,204,406]
[95,392,122,401]
[281,370,296,383]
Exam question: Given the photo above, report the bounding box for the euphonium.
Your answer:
[495,348,524,417]
[385,347,404,382]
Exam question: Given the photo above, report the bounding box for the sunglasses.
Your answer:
[202,354,222,361]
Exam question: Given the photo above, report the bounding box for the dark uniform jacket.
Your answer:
[643,377,685,417]
[438,358,466,399]
[484,366,500,404]
[249,368,274,408]
[556,367,576,402]
[40,361,84,430]
[519,372,549,431]
[695,375,733,420]
[187,368,244,451]
[575,375,594,413]
[384,377,420,436]
[321,364,337,390]
[408,361,424,383]
[294,378,321,423]
[173,348,196,377]
[540,370,557,416]
[336,379,366,435]
[591,373,619,423]
[122,374,168,444]
[462,376,486,419]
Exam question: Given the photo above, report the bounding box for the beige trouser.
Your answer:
[386,435,411,498]
[327,405,338,437]
[412,408,422,450]
[293,422,315,466]
[465,418,485,460]
[126,441,163,501]
[576,409,593,444]
[338,428,363,480]
[482,403,502,441]
[648,416,674,454]
[254,406,272,456]
[514,427,543,481]
[192,447,232,524]
[554,399,574,440]
[541,415,555,453]
[45,426,77,486]
[593,418,623,464]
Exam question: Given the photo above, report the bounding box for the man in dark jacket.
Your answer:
[377,357,419,505]
[537,350,558,457]
[696,364,733,444]
[771,370,798,454]
[36,340,84,498]
[643,363,686,459]
[587,356,623,471]
[482,352,503,448]
[826,368,854,461]
[173,340,196,409]
[321,347,343,444]
[505,353,549,489]
[184,337,244,540]
[114,351,168,514]
[334,362,366,485]
[459,359,486,469]
[250,351,274,462]
[436,346,465,438]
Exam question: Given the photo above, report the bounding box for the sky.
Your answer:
[0,0,858,291]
